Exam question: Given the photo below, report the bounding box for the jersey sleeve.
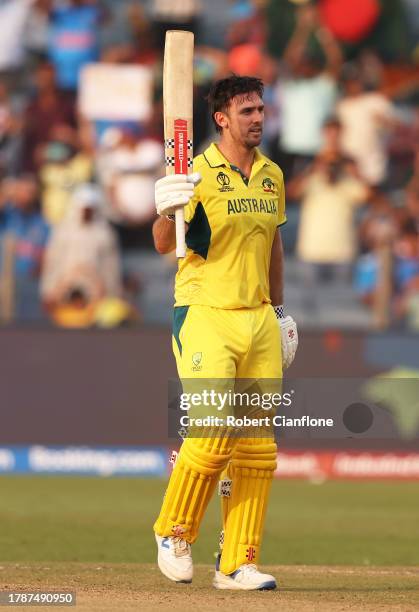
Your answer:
[184,184,200,224]
[277,170,287,227]
[184,159,202,223]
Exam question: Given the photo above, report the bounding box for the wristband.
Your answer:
[273,305,285,319]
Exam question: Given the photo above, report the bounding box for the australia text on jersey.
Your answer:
[227,198,278,215]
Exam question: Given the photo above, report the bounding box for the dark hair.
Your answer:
[66,287,88,304]
[323,116,341,130]
[400,218,419,237]
[207,75,264,134]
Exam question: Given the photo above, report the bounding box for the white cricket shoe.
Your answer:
[155,534,193,583]
[213,554,276,590]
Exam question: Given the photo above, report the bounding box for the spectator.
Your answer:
[26,0,50,61]
[275,5,342,176]
[392,178,419,236]
[50,287,137,329]
[355,216,419,329]
[316,116,357,167]
[45,0,104,93]
[393,220,419,297]
[39,126,93,225]
[22,62,76,171]
[227,44,264,76]
[1,175,49,320]
[290,160,368,271]
[41,183,122,312]
[288,126,369,306]
[97,125,163,225]
[99,14,160,69]
[354,188,397,305]
[125,5,160,67]
[49,286,96,328]
[150,0,202,47]
[358,189,398,254]
[0,82,23,175]
[228,0,255,22]
[387,106,419,189]
[226,0,268,49]
[0,0,34,89]
[0,178,13,235]
[337,65,396,187]
[407,148,419,196]
[354,179,419,325]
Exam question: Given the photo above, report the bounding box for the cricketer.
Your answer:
[152,76,298,590]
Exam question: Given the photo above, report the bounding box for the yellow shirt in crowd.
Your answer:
[41,154,93,225]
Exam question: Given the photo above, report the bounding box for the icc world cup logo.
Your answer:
[217,171,233,192]
[217,172,230,187]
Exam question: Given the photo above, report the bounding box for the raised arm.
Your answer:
[283,5,342,79]
[283,5,315,71]
[315,26,343,79]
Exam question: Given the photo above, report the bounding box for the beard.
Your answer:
[244,129,263,148]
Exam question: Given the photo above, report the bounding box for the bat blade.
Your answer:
[163,30,194,258]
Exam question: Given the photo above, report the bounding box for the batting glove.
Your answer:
[274,305,298,370]
[155,173,201,217]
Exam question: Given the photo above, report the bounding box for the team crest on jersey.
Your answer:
[262,177,276,193]
[192,352,203,371]
[217,171,234,192]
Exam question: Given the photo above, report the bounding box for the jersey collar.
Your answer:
[203,143,229,167]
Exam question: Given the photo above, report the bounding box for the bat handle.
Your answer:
[175,207,186,258]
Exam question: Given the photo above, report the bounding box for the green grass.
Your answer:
[0,477,418,566]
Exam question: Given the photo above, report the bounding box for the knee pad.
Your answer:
[154,434,238,542]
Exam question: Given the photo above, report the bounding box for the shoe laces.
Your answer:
[240,563,258,575]
[172,537,191,558]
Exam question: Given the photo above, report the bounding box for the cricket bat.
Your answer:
[163,30,194,258]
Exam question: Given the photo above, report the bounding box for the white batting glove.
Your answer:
[274,305,298,370]
[155,173,201,217]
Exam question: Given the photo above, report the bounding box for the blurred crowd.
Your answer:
[0,0,418,329]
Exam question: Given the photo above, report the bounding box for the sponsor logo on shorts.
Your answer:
[192,352,203,371]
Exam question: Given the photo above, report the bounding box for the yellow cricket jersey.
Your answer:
[174,143,286,309]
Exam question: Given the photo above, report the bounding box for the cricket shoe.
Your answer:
[155,534,193,583]
[213,554,276,590]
